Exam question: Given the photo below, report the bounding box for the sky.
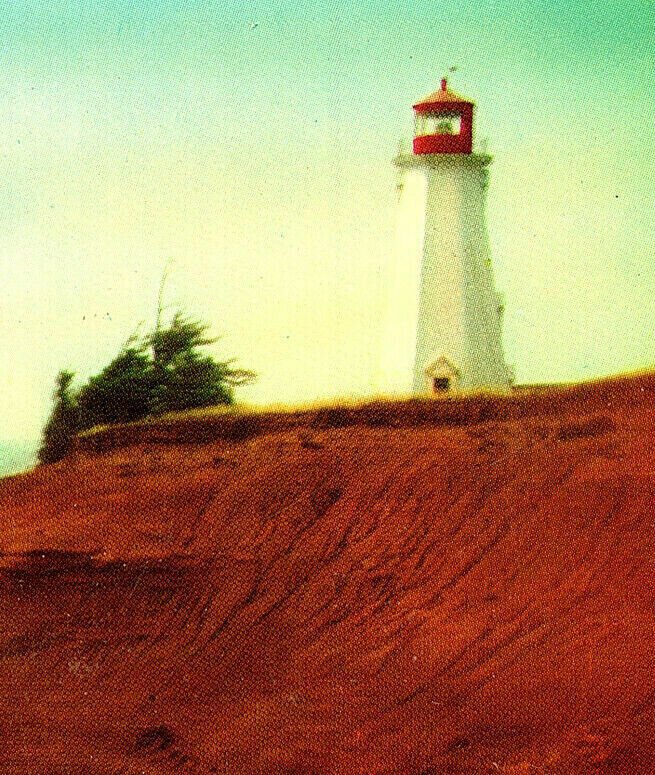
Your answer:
[1,0,654,441]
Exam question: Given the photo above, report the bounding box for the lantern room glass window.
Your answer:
[414,113,462,137]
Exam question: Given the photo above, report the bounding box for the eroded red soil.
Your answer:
[0,376,654,773]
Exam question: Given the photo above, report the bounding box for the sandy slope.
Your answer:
[0,375,653,773]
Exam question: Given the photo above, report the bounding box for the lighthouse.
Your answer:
[393,78,512,395]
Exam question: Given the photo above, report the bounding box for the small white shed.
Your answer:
[424,356,461,394]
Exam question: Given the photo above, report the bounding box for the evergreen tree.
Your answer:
[147,313,254,414]
[38,371,79,464]
[159,351,234,411]
[38,311,256,462]
[77,347,154,429]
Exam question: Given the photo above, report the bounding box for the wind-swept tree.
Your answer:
[147,313,255,414]
[77,346,155,429]
[39,310,256,461]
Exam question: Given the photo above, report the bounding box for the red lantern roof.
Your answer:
[413,78,474,113]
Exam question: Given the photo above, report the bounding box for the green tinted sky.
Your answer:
[1,0,654,438]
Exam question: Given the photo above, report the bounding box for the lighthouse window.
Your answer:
[415,113,462,136]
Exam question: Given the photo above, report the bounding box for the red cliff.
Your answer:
[0,374,654,773]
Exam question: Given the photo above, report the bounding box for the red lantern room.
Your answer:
[413,78,473,155]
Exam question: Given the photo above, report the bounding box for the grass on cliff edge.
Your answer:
[75,379,588,440]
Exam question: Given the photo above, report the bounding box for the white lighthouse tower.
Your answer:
[392,78,512,395]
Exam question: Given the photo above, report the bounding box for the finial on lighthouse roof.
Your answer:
[414,79,473,110]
